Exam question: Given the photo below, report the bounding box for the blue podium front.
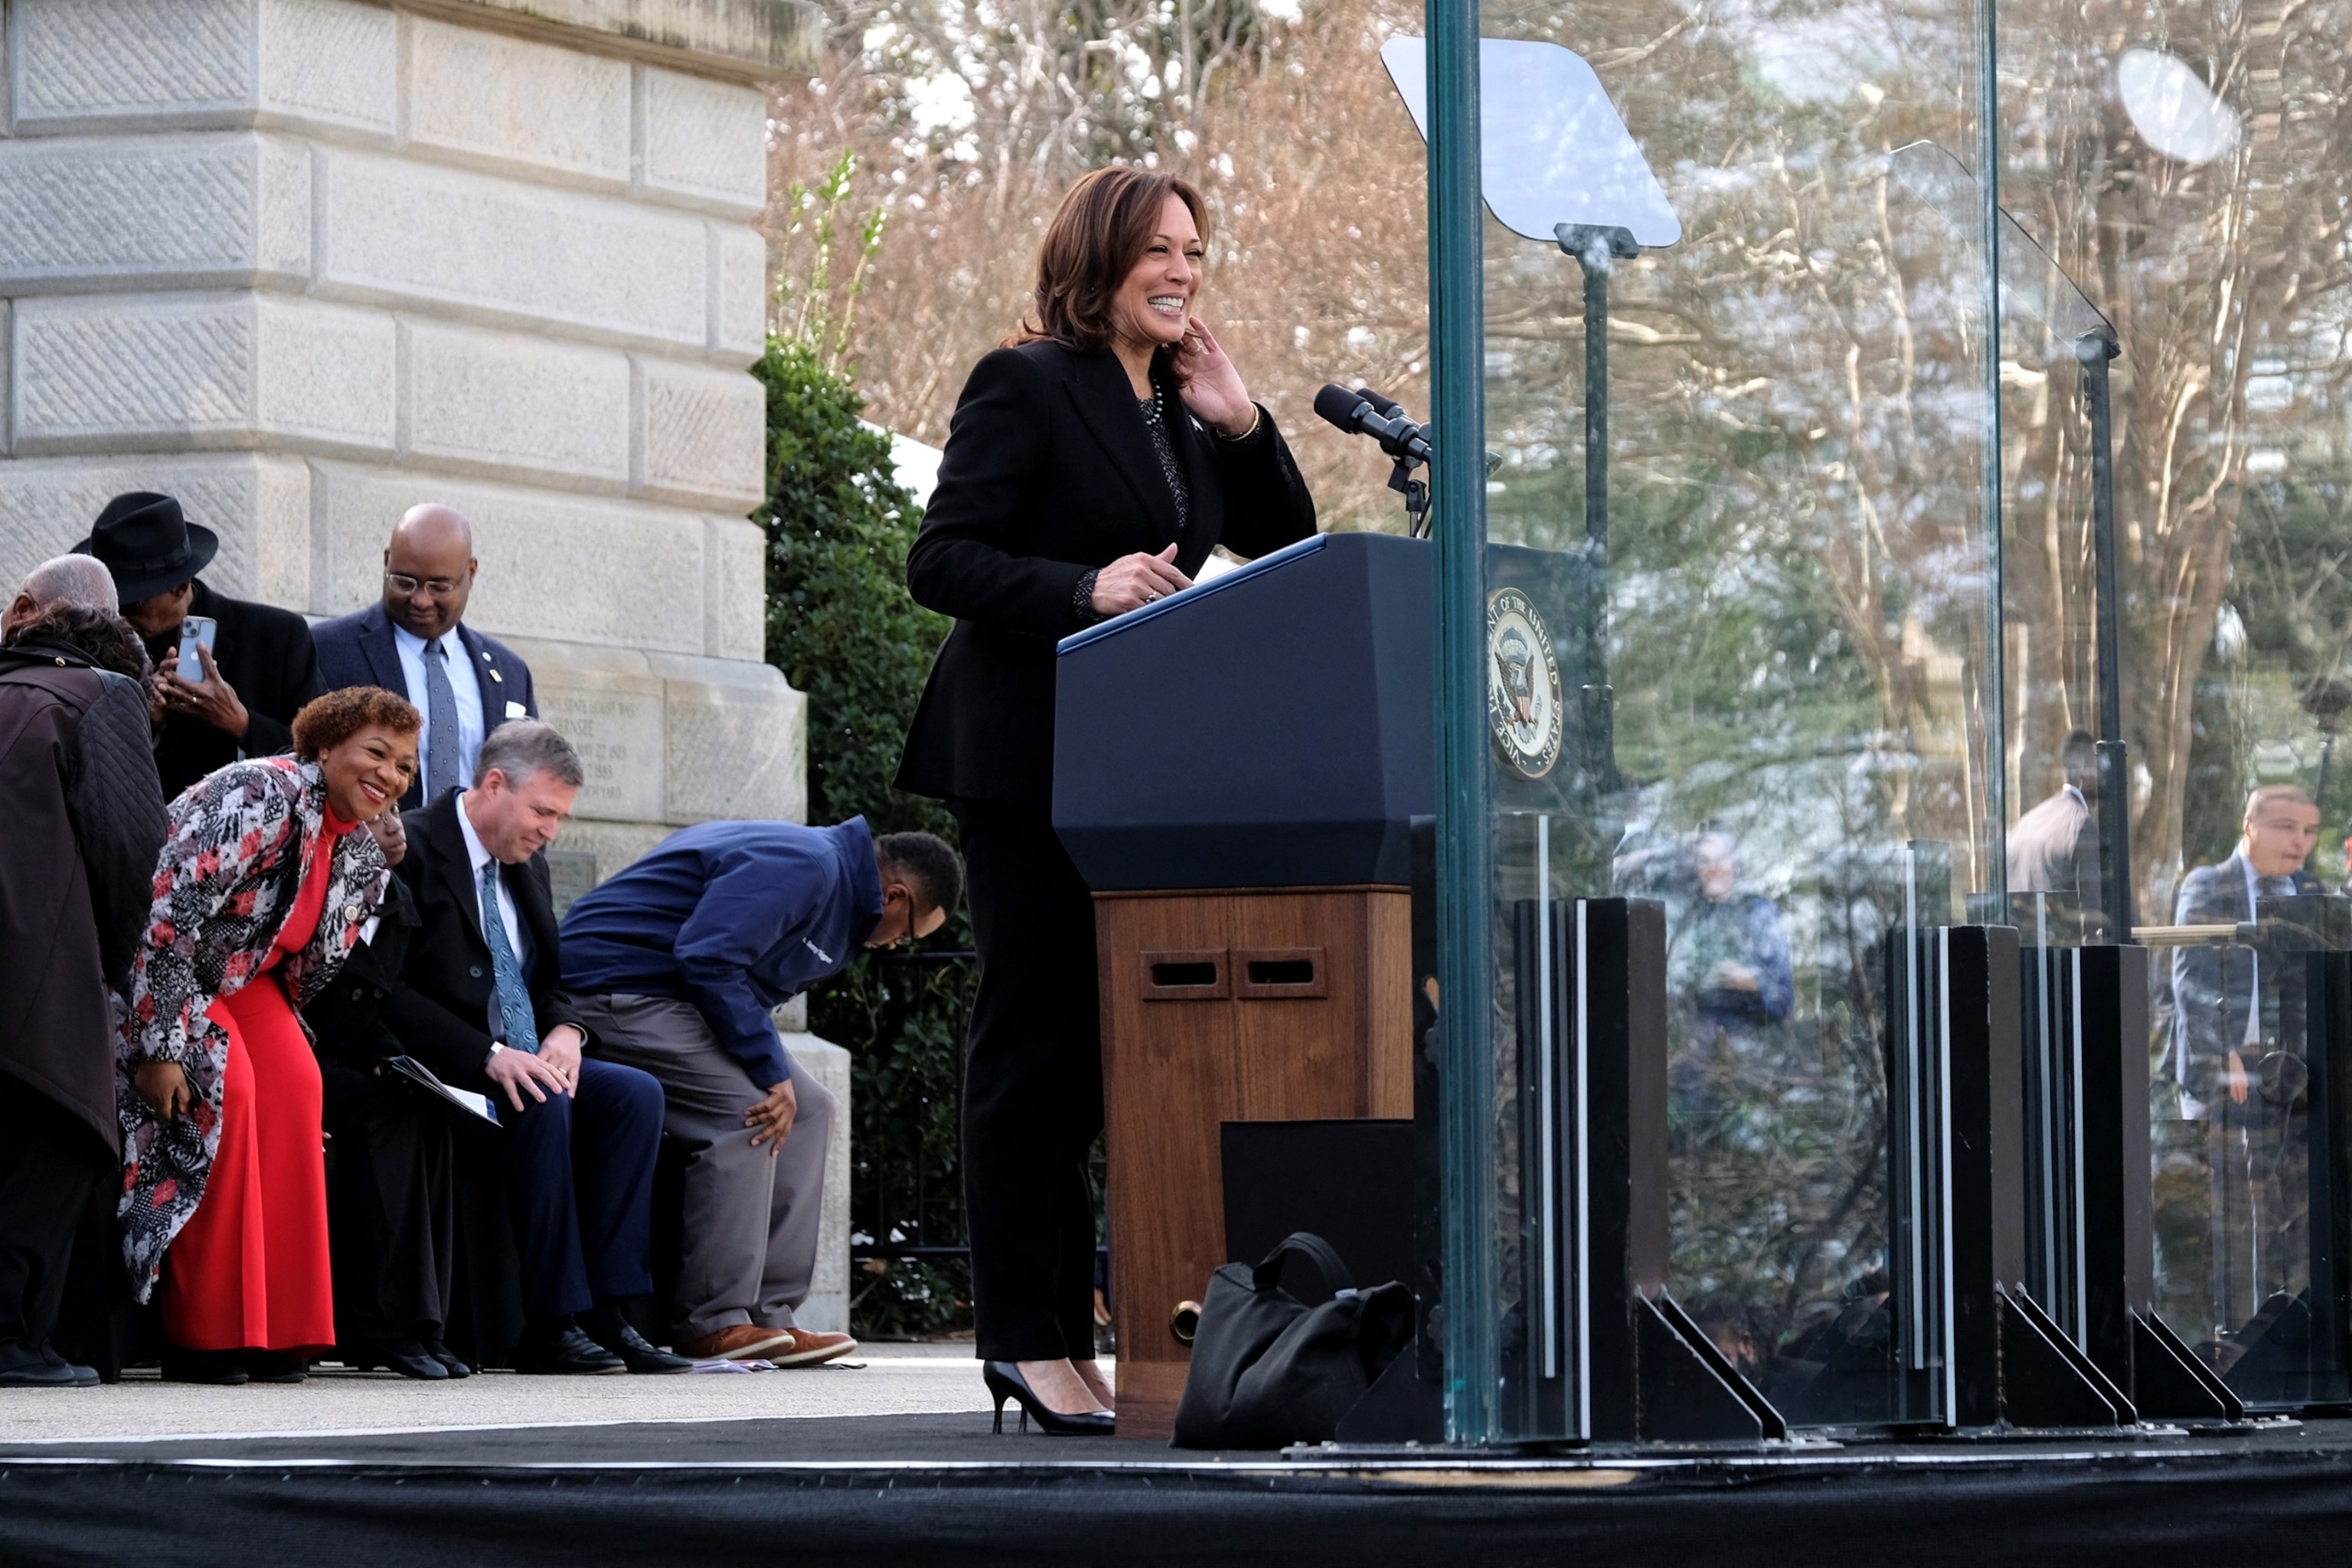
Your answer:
[1051,531,1435,890]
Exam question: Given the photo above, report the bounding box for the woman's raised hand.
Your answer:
[135,1061,194,1120]
[1171,316,1256,435]
[1092,545,1192,617]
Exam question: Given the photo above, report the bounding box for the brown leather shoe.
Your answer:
[674,1325,796,1361]
[773,1329,858,1367]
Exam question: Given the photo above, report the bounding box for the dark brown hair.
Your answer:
[292,685,420,760]
[1014,168,1208,354]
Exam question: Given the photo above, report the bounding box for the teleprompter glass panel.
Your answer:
[1419,0,2004,1432]
[1997,0,2352,1405]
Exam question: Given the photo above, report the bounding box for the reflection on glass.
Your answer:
[1453,0,2001,1428]
[2001,0,2352,1405]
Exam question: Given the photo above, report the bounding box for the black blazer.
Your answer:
[895,339,1317,806]
[301,874,422,1117]
[312,603,540,810]
[372,791,586,1093]
[145,578,325,802]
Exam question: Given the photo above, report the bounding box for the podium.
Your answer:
[1055,532,1435,1436]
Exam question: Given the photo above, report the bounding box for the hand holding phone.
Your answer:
[175,616,218,685]
[160,618,248,740]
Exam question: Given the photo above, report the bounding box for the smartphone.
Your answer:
[177,616,218,681]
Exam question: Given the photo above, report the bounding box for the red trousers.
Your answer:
[162,976,335,1353]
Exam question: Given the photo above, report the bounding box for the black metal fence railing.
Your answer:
[835,948,982,1336]
[841,948,1111,1341]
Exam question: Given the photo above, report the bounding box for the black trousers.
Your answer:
[952,798,1103,1363]
[0,1076,113,1369]
[326,1080,456,1342]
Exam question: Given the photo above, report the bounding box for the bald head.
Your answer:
[382,503,479,640]
[5,554,119,638]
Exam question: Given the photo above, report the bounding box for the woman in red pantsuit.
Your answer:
[119,688,418,1384]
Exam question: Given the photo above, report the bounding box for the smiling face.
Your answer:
[318,722,419,824]
[464,765,579,864]
[1108,194,1203,358]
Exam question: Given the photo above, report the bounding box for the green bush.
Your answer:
[755,331,977,1338]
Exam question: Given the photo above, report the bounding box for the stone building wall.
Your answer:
[0,0,858,1334]
[0,0,803,875]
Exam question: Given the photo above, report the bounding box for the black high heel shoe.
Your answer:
[983,1361,1115,1436]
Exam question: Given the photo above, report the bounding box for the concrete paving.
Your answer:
[0,1344,1011,1445]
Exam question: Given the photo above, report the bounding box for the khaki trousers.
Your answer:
[576,994,835,1344]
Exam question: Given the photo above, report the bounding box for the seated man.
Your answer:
[302,812,464,1381]
[560,819,962,1364]
[377,720,686,1374]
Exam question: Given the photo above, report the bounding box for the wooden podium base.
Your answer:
[1096,885,1413,1439]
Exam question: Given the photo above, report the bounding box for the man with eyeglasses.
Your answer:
[313,504,538,809]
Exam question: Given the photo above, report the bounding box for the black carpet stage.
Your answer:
[8,1416,2352,1564]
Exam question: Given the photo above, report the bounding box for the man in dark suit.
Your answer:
[375,720,684,1375]
[312,504,537,810]
[76,492,324,801]
[2168,783,2326,1347]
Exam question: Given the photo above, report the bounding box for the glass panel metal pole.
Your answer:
[1426,0,1495,1446]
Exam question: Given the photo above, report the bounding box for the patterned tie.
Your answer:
[480,861,539,1051]
[423,637,461,804]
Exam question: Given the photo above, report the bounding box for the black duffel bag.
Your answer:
[1171,1231,1415,1449]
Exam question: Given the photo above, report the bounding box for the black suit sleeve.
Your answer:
[1210,410,1319,560]
[242,615,323,758]
[302,879,416,1070]
[906,348,1091,639]
[65,671,170,988]
[518,855,585,1041]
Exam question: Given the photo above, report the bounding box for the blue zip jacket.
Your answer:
[558,818,882,1086]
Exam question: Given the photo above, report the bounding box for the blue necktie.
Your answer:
[480,861,538,1051]
[423,638,460,804]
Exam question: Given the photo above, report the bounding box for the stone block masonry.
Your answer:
[0,0,854,1342]
[0,0,795,867]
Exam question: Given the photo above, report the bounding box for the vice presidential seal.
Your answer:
[1487,588,1563,779]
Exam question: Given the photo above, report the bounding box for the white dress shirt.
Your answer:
[454,790,524,990]
[393,622,486,791]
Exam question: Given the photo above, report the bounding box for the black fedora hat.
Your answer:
[72,492,219,604]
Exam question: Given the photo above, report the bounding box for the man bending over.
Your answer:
[560,818,961,1364]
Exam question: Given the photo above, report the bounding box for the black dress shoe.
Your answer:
[41,1346,100,1387]
[582,1306,694,1375]
[349,1338,447,1380]
[242,1351,309,1384]
[419,1336,472,1379]
[162,1349,249,1386]
[0,1356,87,1388]
[514,1322,627,1376]
[606,1325,694,1375]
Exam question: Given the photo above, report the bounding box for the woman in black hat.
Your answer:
[77,492,324,801]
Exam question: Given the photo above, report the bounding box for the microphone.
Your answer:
[1312,384,1432,465]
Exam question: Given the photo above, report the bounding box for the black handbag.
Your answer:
[1171,1231,1415,1449]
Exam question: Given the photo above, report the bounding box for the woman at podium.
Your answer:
[896,166,1316,1432]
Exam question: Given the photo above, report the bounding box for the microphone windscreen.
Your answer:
[1313,382,1368,431]
[1355,386,1403,417]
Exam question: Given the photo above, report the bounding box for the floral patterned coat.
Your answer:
[115,756,389,1300]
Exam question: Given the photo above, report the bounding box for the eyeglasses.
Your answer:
[385,571,465,596]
